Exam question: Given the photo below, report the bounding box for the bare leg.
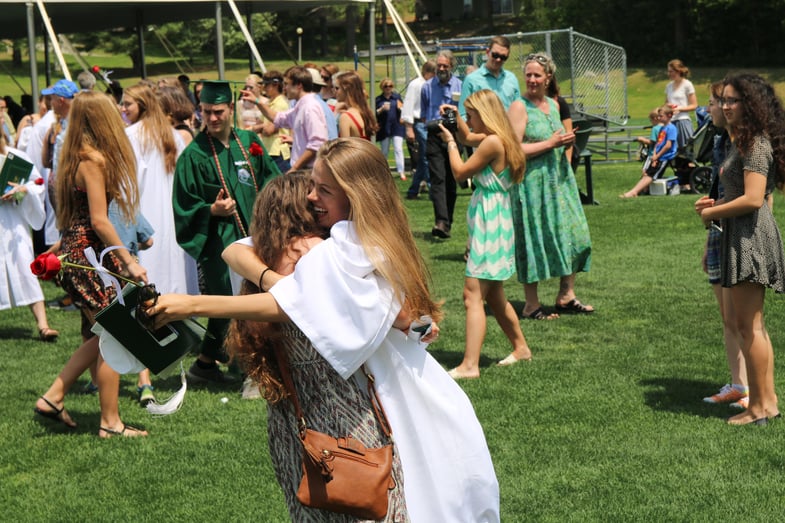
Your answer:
[621,174,654,198]
[30,300,54,332]
[96,354,146,437]
[137,368,152,388]
[35,335,102,427]
[450,277,486,379]
[727,283,778,424]
[715,285,747,387]
[522,281,558,319]
[485,282,531,363]
[555,274,594,312]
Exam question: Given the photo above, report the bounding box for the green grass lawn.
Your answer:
[3,162,785,521]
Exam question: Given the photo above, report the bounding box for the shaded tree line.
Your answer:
[515,0,785,66]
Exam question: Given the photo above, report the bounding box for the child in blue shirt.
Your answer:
[107,202,157,405]
[636,108,663,162]
[621,104,678,197]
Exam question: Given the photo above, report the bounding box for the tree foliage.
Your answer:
[521,0,785,66]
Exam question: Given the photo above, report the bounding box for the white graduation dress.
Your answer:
[270,221,500,523]
[126,122,199,294]
[0,147,46,309]
[24,110,59,245]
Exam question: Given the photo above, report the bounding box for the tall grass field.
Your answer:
[2,162,785,521]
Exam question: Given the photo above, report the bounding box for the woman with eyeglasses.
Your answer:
[507,52,593,320]
[695,74,785,426]
[34,91,149,438]
[376,78,407,180]
[665,59,698,149]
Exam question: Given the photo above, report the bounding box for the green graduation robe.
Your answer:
[173,128,279,358]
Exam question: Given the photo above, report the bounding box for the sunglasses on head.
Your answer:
[490,52,509,61]
[526,53,550,65]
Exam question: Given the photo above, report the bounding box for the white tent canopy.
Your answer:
[0,0,377,106]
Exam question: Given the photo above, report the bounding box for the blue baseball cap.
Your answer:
[41,79,79,99]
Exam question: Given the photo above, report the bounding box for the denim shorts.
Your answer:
[706,228,721,284]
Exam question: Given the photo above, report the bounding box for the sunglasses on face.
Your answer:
[383,84,393,88]
[321,75,331,82]
[490,52,509,61]
[135,283,160,332]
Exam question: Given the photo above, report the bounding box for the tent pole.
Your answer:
[26,2,39,112]
[368,2,375,123]
[215,2,225,79]
[136,9,147,79]
[35,0,70,80]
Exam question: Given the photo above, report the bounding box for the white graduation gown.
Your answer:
[270,221,500,523]
[24,110,58,245]
[126,122,199,294]
[0,147,46,309]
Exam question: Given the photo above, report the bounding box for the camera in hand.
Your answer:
[426,107,458,135]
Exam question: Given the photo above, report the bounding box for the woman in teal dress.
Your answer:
[508,52,593,320]
[438,89,532,379]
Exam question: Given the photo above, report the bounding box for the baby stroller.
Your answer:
[669,118,718,194]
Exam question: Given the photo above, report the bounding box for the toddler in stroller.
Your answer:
[668,116,718,193]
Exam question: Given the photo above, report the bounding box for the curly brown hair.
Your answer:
[723,73,785,191]
[224,171,328,403]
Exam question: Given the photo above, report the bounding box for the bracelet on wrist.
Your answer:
[258,267,272,292]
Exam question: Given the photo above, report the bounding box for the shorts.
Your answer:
[706,228,721,284]
[643,156,669,179]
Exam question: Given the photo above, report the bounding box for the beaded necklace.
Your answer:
[207,130,258,237]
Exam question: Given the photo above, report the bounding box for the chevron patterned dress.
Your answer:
[266,323,408,522]
[465,164,516,280]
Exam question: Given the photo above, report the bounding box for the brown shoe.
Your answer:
[431,221,451,239]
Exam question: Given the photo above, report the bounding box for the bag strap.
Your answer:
[274,344,392,439]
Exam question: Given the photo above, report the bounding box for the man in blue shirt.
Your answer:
[421,50,462,238]
[459,35,520,114]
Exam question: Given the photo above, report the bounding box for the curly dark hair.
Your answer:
[224,171,328,403]
[723,73,785,191]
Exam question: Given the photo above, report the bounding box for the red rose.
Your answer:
[249,142,264,157]
[30,253,62,280]
[34,177,44,185]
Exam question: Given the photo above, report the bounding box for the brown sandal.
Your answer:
[38,327,59,342]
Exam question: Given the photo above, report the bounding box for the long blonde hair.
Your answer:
[465,89,526,183]
[317,138,443,322]
[56,91,138,228]
[336,72,379,136]
[124,84,178,172]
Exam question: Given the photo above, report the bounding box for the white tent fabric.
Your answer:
[0,0,377,103]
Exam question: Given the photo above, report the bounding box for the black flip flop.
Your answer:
[34,397,76,428]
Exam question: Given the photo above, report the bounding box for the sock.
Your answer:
[732,384,749,394]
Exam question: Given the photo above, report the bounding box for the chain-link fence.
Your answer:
[379,28,628,126]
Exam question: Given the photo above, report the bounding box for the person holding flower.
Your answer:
[33,90,149,437]
[173,80,279,385]
[0,118,58,342]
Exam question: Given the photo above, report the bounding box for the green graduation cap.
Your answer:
[200,80,233,105]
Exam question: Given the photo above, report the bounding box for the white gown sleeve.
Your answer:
[270,221,400,378]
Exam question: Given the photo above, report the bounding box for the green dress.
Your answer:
[465,164,516,281]
[173,128,280,359]
[511,97,591,284]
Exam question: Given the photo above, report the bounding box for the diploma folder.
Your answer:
[0,152,34,190]
[94,285,205,375]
